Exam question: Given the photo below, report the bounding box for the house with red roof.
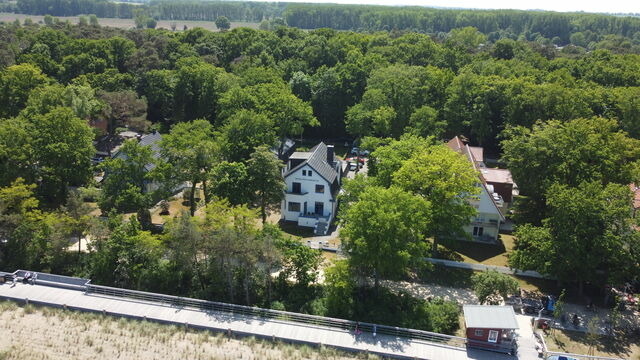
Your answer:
[447,136,516,243]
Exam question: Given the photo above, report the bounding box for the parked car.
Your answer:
[349,162,358,171]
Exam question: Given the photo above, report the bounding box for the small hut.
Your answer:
[463,305,518,354]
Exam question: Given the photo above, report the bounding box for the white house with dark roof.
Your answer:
[447,136,506,243]
[281,142,341,235]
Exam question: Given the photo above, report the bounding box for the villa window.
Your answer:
[315,184,324,193]
[473,226,484,236]
[308,170,313,176]
[302,170,307,176]
[288,202,300,212]
[474,329,484,337]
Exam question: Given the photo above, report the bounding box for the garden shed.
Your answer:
[463,305,518,353]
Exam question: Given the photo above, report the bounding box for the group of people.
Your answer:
[13,271,37,285]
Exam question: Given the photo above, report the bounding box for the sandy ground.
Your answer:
[0,13,260,31]
[0,301,373,360]
[380,279,478,305]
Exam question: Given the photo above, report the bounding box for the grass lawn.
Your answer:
[543,328,640,359]
[443,234,516,267]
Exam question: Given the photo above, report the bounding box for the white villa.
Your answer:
[281,142,342,235]
[447,136,507,243]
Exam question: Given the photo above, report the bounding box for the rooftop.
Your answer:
[284,142,339,184]
[463,305,518,330]
[481,168,515,185]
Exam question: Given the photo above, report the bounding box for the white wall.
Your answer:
[281,164,335,223]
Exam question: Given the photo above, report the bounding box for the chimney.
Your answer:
[327,145,334,164]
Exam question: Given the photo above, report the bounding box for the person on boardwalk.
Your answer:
[372,324,377,338]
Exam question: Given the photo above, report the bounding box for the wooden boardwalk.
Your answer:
[0,282,515,360]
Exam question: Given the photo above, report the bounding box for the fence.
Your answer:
[3,269,517,354]
[85,283,480,349]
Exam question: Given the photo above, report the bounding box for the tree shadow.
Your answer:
[446,238,507,263]
[559,329,635,358]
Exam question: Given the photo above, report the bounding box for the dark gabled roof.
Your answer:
[139,132,163,172]
[284,142,338,184]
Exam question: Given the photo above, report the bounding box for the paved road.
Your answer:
[424,257,549,279]
[0,282,516,360]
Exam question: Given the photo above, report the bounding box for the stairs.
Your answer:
[314,221,328,236]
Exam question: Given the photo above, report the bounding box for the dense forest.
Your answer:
[6,0,640,51]
[0,8,638,331]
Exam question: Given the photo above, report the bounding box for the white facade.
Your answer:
[280,143,341,235]
[281,164,336,224]
[464,183,503,242]
[448,136,505,243]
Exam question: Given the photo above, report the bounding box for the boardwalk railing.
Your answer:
[85,283,515,353]
[4,269,516,354]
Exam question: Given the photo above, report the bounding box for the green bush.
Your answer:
[270,301,286,311]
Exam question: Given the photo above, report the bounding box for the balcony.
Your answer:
[285,190,308,195]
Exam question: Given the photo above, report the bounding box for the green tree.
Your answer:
[368,134,433,187]
[217,110,276,162]
[246,146,284,223]
[509,182,640,294]
[215,16,231,31]
[471,270,519,304]
[162,119,219,216]
[393,145,479,255]
[0,64,50,118]
[98,90,148,135]
[31,107,95,204]
[502,117,640,224]
[99,140,155,213]
[340,186,431,289]
[207,161,250,206]
[324,259,355,318]
[278,237,322,288]
[88,215,162,289]
[0,117,35,186]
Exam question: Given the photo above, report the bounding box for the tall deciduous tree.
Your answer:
[162,119,219,216]
[502,117,640,224]
[215,16,231,31]
[216,109,276,162]
[99,140,155,213]
[0,63,50,118]
[510,182,640,293]
[341,186,431,289]
[31,107,95,204]
[393,145,479,255]
[246,145,284,223]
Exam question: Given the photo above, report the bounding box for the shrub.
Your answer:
[472,270,519,304]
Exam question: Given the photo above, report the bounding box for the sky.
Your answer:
[258,0,638,14]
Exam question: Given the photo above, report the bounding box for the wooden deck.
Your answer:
[0,282,516,360]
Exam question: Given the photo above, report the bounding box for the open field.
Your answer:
[0,13,260,31]
[0,301,376,360]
